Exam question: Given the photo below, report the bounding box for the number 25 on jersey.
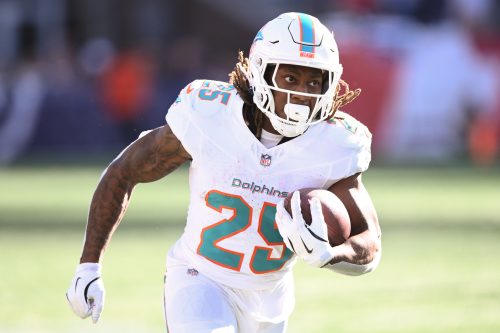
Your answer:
[197,190,293,274]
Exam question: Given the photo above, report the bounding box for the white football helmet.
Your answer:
[246,13,342,137]
[246,12,344,137]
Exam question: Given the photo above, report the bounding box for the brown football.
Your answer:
[283,188,351,246]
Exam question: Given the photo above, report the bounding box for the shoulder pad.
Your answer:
[166,80,240,144]
[324,111,372,173]
[174,79,237,111]
[327,111,372,140]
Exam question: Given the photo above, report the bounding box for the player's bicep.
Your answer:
[327,173,380,237]
[112,124,191,184]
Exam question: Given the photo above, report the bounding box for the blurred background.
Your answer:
[1,0,499,332]
[0,0,499,165]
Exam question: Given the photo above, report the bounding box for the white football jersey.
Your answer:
[165,79,371,291]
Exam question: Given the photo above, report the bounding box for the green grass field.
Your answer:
[1,165,499,333]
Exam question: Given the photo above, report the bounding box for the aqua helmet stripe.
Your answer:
[297,13,315,55]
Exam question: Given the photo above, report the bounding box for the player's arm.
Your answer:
[325,172,381,274]
[66,124,190,322]
[80,124,191,263]
[275,172,381,275]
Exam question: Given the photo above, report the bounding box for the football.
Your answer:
[283,188,351,246]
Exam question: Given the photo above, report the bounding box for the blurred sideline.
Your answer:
[0,0,499,167]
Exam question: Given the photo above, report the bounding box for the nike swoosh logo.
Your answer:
[74,277,81,292]
[306,227,328,243]
[300,237,313,254]
[84,277,100,304]
[287,237,296,253]
[186,84,194,94]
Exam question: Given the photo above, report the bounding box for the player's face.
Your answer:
[263,64,324,134]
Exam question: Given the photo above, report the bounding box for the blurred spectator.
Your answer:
[0,0,498,164]
[78,37,116,77]
[379,0,498,163]
[324,0,499,164]
[0,1,21,69]
[0,24,45,165]
[144,36,208,128]
[99,49,154,143]
[0,63,45,165]
[321,0,413,155]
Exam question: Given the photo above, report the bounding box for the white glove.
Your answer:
[66,263,105,323]
[276,191,335,267]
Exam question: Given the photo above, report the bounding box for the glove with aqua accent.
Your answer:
[66,263,105,323]
[276,191,336,267]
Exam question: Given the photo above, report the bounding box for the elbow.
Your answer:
[361,246,382,275]
[327,244,382,276]
[356,227,382,275]
[358,236,382,275]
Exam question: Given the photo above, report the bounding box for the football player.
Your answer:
[67,12,382,333]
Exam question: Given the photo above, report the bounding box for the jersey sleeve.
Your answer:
[350,129,372,174]
[165,79,238,157]
[165,80,202,146]
[329,111,373,177]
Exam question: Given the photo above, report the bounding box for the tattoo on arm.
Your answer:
[125,126,191,183]
[80,125,190,263]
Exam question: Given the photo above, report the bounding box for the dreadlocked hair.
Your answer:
[330,79,362,120]
[228,51,362,137]
[229,51,264,138]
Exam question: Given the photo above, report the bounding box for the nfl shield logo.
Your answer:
[260,154,272,167]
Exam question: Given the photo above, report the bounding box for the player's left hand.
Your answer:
[276,191,335,267]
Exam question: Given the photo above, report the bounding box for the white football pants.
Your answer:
[163,264,288,333]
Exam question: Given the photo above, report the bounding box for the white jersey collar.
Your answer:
[260,129,284,149]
